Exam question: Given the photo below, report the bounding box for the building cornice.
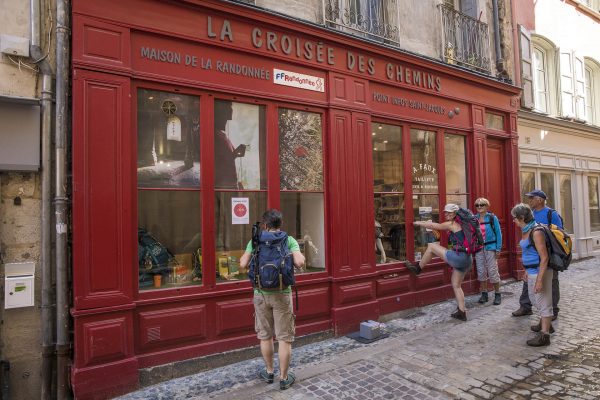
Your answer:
[518,110,600,139]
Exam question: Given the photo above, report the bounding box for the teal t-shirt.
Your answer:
[246,234,299,294]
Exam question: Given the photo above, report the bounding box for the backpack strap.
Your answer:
[547,208,564,228]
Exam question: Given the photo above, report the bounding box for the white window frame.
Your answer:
[587,174,600,233]
[532,46,549,113]
[520,168,574,233]
[584,58,600,126]
[530,35,558,116]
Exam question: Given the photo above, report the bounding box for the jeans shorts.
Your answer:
[445,250,473,273]
[254,292,295,343]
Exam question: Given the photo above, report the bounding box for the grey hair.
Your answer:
[511,203,534,223]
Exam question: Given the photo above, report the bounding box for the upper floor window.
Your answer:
[532,46,549,113]
[324,0,399,45]
[584,59,600,126]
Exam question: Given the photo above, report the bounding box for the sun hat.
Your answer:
[443,203,459,213]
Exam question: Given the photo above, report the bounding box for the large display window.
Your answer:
[279,108,326,273]
[136,89,326,290]
[372,123,404,263]
[137,89,202,290]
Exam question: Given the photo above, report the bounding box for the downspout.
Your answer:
[30,0,54,398]
[54,0,70,398]
[492,0,502,65]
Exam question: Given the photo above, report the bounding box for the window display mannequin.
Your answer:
[375,220,386,263]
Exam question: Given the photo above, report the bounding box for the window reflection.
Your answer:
[279,109,325,274]
[588,176,600,232]
[540,172,555,208]
[520,171,535,201]
[560,174,573,232]
[445,134,468,209]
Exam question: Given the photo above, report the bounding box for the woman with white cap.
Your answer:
[405,203,472,321]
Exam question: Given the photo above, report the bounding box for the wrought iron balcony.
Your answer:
[323,0,400,45]
[439,3,491,73]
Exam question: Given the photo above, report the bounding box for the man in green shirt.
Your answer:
[240,209,304,390]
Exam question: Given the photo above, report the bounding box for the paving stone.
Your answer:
[117,257,600,400]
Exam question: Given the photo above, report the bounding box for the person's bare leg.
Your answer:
[493,282,500,292]
[260,339,274,374]
[277,341,292,380]
[451,269,467,311]
[541,316,552,334]
[419,242,448,267]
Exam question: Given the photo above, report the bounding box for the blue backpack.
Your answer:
[248,226,295,290]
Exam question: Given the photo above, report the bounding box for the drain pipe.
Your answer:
[54,0,70,398]
[30,0,55,398]
[492,0,503,68]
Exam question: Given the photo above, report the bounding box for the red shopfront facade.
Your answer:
[71,0,522,398]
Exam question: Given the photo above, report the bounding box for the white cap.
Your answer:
[443,203,459,213]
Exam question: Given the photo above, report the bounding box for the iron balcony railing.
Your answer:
[323,0,400,45]
[439,3,491,73]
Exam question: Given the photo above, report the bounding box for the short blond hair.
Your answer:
[474,197,490,207]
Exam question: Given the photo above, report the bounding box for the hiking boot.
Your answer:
[259,369,274,384]
[450,308,467,321]
[280,372,296,390]
[493,292,501,305]
[512,307,533,317]
[527,332,551,347]
[477,292,489,304]
[405,261,422,275]
[530,321,555,334]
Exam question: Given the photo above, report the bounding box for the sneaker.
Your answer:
[450,307,467,321]
[259,369,274,384]
[280,372,296,390]
[512,307,533,317]
[526,332,551,347]
[530,321,555,334]
[493,293,501,305]
[405,261,422,275]
[477,292,489,304]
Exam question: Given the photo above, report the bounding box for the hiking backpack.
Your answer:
[453,208,485,254]
[248,223,295,290]
[529,223,573,272]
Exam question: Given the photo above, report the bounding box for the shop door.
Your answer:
[485,139,507,243]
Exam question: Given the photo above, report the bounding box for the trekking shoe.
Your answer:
[405,261,422,275]
[279,372,295,390]
[493,293,501,305]
[450,308,467,321]
[512,307,533,317]
[259,369,274,384]
[530,321,555,334]
[477,292,489,304]
[526,332,551,347]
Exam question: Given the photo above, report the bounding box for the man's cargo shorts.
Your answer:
[253,291,295,343]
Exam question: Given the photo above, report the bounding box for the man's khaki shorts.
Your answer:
[253,292,295,343]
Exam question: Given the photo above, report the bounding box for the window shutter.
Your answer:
[574,53,587,121]
[519,26,534,109]
[559,50,575,118]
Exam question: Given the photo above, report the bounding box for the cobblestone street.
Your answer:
[119,257,600,400]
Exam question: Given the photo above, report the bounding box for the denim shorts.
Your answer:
[446,250,473,272]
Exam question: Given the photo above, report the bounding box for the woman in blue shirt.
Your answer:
[511,203,553,346]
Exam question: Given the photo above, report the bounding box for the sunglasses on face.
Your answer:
[475,204,487,207]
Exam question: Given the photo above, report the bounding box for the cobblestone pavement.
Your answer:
[118,256,600,400]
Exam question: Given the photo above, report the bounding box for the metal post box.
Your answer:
[4,262,35,309]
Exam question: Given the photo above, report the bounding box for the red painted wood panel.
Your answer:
[376,275,411,296]
[295,287,330,321]
[336,282,374,305]
[81,317,129,367]
[73,16,131,70]
[215,298,255,337]
[138,305,208,349]
[72,70,133,310]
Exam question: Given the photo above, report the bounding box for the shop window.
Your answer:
[520,171,535,201]
[540,172,556,208]
[137,89,201,291]
[589,176,600,232]
[560,174,574,232]
[372,123,404,263]
[411,129,439,261]
[214,100,266,282]
[444,134,468,208]
[279,109,325,273]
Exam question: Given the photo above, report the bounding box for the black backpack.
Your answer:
[453,208,485,254]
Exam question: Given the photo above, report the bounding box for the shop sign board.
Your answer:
[232,197,249,224]
[273,68,324,92]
